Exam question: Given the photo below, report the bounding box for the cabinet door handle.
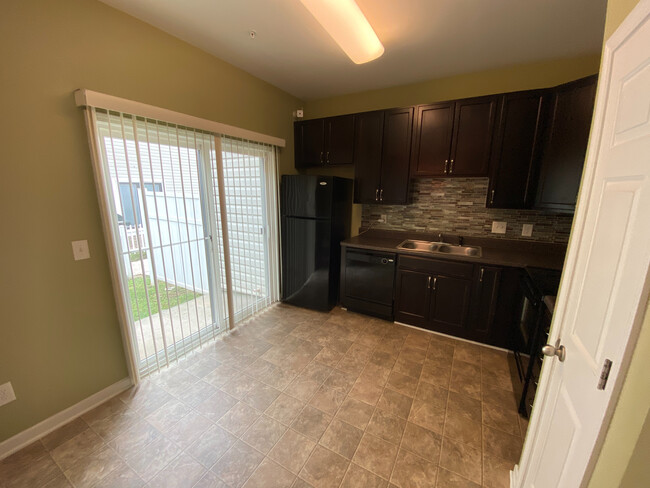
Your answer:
[450,159,454,174]
[379,189,384,202]
[432,277,437,290]
[444,159,449,174]
[375,188,379,201]
[428,276,432,289]
[490,190,495,205]
[480,267,485,282]
[320,151,323,163]
[326,151,330,164]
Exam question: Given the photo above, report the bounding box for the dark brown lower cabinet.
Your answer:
[394,255,515,348]
[470,266,501,342]
[394,268,432,328]
[395,256,473,334]
[430,274,473,336]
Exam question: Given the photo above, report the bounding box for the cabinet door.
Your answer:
[410,102,454,176]
[379,107,413,204]
[450,96,497,176]
[353,111,384,204]
[295,118,325,168]
[395,268,432,328]
[488,91,547,208]
[325,115,355,165]
[470,266,501,342]
[430,275,473,335]
[535,75,597,212]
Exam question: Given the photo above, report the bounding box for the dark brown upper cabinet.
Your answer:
[410,102,454,176]
[353,107,413,205]
[294,114,355,168]
[487,90,547,209]
[535,75,597,212]
[411,96,497,177]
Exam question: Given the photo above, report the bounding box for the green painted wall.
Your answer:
[304,55,602,120]
[0,0,300,442]
[586,1,650,487]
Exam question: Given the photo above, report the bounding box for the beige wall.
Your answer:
[300,55,601,235]
[0,0,300,442]
[304,55,601,120]
[586,1,649,487]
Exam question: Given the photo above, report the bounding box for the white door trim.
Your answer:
[512,1,650,486]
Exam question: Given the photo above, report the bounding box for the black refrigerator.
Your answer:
[281,175,352,311]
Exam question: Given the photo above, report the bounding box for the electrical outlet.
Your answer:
[491,221,507,234]
[0,382,16,407]
[71,240,90,261]
[522,224,534,237]
[378,214,387,224]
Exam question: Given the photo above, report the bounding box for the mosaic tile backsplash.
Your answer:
[361,178,574,243]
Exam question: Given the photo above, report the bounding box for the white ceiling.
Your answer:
[99,0,607,100]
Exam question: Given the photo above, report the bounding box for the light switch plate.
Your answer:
[522,224,534,237]
[491,221,507,234]
[0,382,16,407]
[71,240,90,261]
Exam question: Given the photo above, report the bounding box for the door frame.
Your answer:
[512,1,650,486]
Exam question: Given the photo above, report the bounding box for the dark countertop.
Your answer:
[342,230,567,270]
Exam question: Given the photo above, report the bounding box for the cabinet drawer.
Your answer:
[398,255,474,279]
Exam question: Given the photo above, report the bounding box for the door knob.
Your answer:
[542,339,566,362]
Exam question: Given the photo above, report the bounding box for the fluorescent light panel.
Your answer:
[300,0,384,64]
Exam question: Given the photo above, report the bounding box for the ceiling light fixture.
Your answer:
[299,0,384,64]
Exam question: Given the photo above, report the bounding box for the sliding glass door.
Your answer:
[92,110,279,376]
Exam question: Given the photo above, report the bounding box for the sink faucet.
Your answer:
[458,236,464,246]
[438,232,443,242]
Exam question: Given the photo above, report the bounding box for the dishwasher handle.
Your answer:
[346,250,396,266]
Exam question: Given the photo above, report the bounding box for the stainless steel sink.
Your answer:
[397,239,482,258]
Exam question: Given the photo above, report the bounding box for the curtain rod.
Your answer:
[74,89,286,148]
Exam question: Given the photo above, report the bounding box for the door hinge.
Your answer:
[597,359,613,390]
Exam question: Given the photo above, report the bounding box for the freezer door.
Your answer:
[281,175,333,218]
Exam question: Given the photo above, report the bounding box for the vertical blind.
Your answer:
[86,107,280,378]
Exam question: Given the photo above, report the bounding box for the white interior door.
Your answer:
[514,2,650,487]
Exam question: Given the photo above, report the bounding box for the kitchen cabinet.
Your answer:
[393,255,515,347]
[410,102,454,176]
[394,268,432,327]
[353,107,413,204]
[535,75,597,212]
[294,114,355,168]
[470,266,502,341]
[395,256,473,334]
[411,96,497,177]
[487,90,547,208]
[429,274,473,336]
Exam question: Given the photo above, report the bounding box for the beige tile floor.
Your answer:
[0,304,528,488]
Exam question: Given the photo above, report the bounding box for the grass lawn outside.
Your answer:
[128,275,201,321]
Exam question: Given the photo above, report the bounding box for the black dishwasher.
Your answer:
[340,247,396,320]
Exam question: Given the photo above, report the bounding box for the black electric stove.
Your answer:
[510,267,561,418]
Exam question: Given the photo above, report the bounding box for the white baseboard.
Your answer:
[0,377,132,461]
[393,321,510,352]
